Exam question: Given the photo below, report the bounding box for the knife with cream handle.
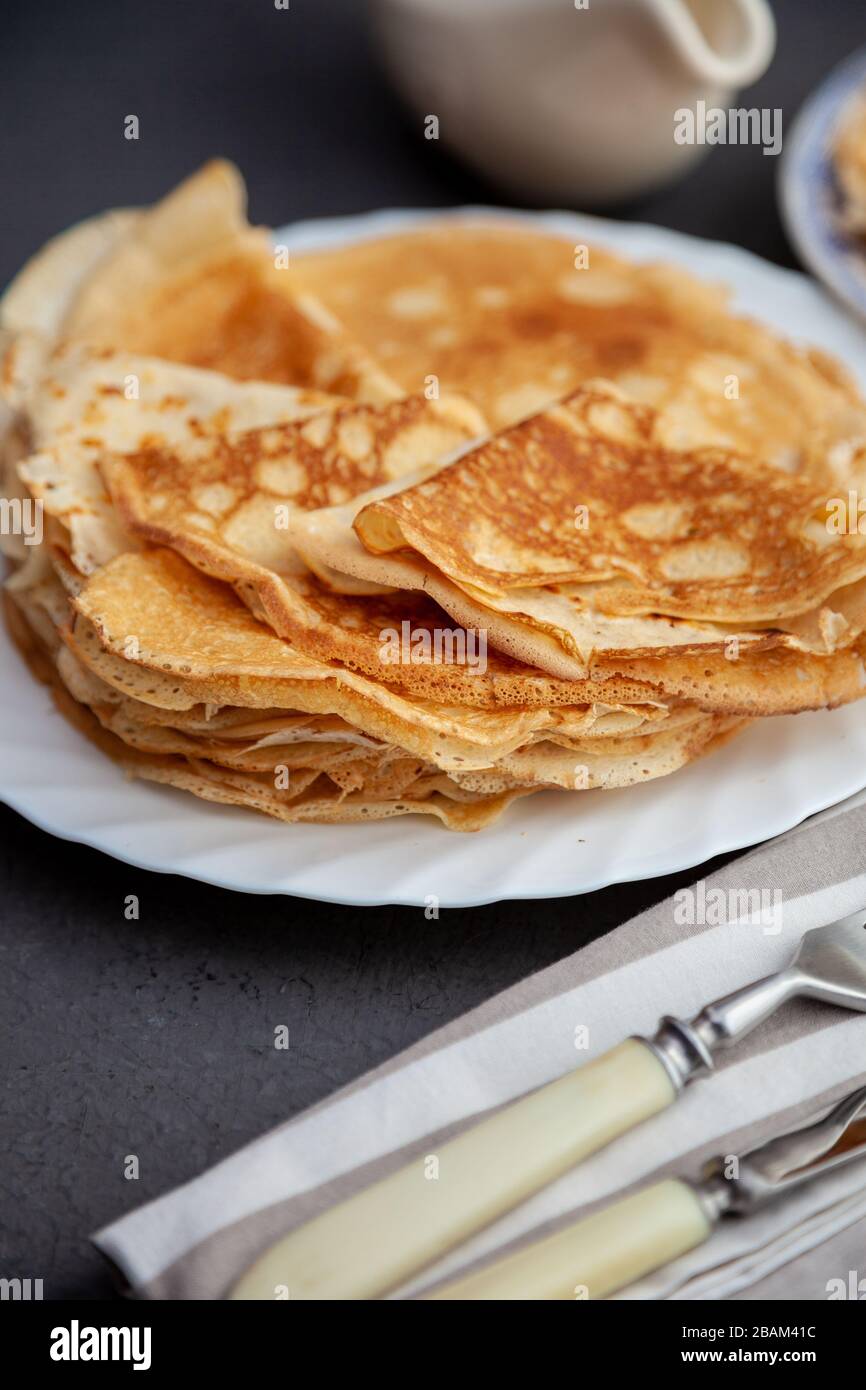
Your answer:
[230,912,866,1300]
[429,1085,866,1299]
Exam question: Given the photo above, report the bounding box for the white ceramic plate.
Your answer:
[780,45,866,321]
[4,206,866,907]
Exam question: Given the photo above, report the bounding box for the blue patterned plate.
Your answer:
[780,46,866,321]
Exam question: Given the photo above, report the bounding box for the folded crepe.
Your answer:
[2,335,341,574]
[286,220,866,481]
[3,333,483,577]
[2,160,402,404]
[290,387,866,712]
[347,381,866,661]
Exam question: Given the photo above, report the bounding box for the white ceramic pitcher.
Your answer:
[370,0,777,203]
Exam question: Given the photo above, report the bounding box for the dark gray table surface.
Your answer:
[2,0,864,1300]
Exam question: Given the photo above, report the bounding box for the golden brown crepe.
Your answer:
[53,161,404,403]
[353,381,866,636]
[287,220,866,478]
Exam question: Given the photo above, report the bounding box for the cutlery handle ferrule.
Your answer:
[643,1016,716,1090]
[646,968,802,1087]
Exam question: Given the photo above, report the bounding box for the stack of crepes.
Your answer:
[4,161,866,831]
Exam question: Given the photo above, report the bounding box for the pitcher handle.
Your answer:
[644,0,776,88]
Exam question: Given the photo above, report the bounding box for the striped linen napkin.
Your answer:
[93,789,866,1300]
